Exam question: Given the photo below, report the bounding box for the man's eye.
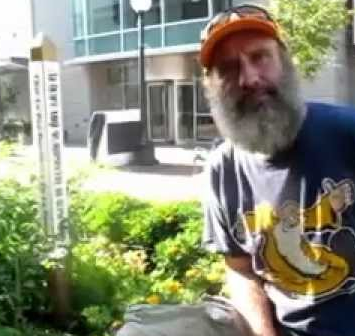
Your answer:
[217,61,239,77]
[252,51,269,65]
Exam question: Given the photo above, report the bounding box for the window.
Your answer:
[123,0,161,29]
[87,0,120,35]
[106,61,139,109]
[196,116,219,140]
[123,0,136,29]
[164,21,206,46]
[213,0,246,14]
[124,61,139,109]
[145,0,162,26]
[89,35,120,54]
[195,80,219,140]
[165,0,208,23]
[74,40,86,56]
[125,84,139,109]
[177,84,194,139]
[124,62,138,84]
[73,0,84,37]
[196,82,209,114]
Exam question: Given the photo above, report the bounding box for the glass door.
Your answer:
[147,82,170,141]
[176,82,194,143]
[175,80,219,144]
[195,80,219,141]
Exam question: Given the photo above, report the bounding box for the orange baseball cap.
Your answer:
[200,4,283,69]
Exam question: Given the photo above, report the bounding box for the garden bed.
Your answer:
[0,176,224,336]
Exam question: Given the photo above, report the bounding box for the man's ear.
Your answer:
[202,67,212,90]
[202,67,219,90]
[278,44,295,70]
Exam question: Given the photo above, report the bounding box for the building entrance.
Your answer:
[176,82,194,143]
[147,81,173,142]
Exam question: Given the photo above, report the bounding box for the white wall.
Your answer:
[32,0,93,145]
[301,32,351,105]
[146,54,196,81]
[89,63,110,112]
[61,66,91,145]
[87,53,197,115]
[88,61,133,111]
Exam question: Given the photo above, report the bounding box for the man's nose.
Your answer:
[238,62,260,89]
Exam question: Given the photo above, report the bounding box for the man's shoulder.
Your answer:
[306,101,355,131]
[207,140,234,170]
[307,101,355,119]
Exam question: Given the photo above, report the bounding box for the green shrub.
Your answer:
[70,236,153,334]
[71,236,151,306]
[150,254,224,304]
[0,176,225,336]
[67,192,225,334]
[0,327,21,336]
[81,305,112,333]
[0,179,51,328]
[151,215,224,303]
[153,218,204,278]
[69,191,148,241]
[122,201,202,249]
[10,324,70,336]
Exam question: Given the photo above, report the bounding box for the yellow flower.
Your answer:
[206,272,221,282]
[165,280,182,293]
[146,294,161,304]
[185,269,200,278]
[167,245,179,255]
[111,320,123,329]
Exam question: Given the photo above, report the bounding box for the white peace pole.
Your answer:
[29,33,69,246]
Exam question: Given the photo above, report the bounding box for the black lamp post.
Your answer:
[130,0,157,164]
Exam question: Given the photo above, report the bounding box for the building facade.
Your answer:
[65,0,355,146]
[67,0,236,145]
[0,0,32,140]
[1,0,354,146]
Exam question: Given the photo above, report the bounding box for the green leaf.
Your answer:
[269,0,350,78]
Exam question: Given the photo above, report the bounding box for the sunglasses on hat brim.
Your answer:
[200,4,281,69]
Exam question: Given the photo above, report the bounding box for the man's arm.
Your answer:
[225,255,280,336]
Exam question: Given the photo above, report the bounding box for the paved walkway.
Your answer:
[82,146,208,201]
[1,145,210,201]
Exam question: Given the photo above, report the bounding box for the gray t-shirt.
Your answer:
[203,103,355,336]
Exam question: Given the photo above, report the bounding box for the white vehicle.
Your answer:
[88,109,142,166]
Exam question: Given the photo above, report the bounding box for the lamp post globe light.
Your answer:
[130,0,157,165]
[130,0,152,12]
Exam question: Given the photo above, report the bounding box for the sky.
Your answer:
[0,0,32,58]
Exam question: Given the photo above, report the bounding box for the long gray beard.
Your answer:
[204,58,306,156]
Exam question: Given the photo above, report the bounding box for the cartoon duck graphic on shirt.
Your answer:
[237,178,355,299]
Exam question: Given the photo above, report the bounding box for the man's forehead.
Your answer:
[212,31,279,61]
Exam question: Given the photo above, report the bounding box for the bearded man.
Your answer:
[201,3,355,336]
[116,4,355,336]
